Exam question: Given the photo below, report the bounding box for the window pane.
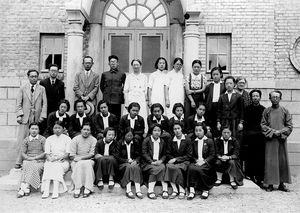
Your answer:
[218,38,227,54]
[145,0,160,9]
[208,38,218,53]
[54,54,62,69]
[156,15,167,27]
[208,54,217,70]
[153,4,165,18]
[142,36,160,73]
[45,54,53,69]
[137,5,149,20]
[143,15,154,27]
[218,55,227,71]
[107,3,120,18]
[111,36,130,72]
[105,16,117,26]
[113,0,127,10]
[118,13,130,26]
[123,5,136,20]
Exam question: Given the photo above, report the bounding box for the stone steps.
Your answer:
[0,168,262,196]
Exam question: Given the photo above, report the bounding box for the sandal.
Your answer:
[162,191,169,199]
[214,179,222,186]
[230,181,238,190]
[126,191,135,199]
[147,192,157,199]
[178,192,185,200]
[169,192,178,199]
[136,192,143,199]
[201,190,209,199]
[187,192,195,200]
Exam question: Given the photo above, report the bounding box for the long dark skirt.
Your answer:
[187,163,216,191]
[164,162,189,187]
[142,164,165,182]
[94,156,118,183]
[215,159,244,186]
[244,132,265,182]
[119,163,143,187]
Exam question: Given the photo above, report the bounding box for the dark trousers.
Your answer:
[108,104,122,120]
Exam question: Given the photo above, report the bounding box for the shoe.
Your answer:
[278,184,290,192]
[230,181,238,190]
[187,192,195,200]
[169,192,178,199]
[42,192,49,199]
[214,179,222,186]
[136,192,143,199]
[51,193,59,199]
[97,181,104,190]
[108,180,115,190]
[162,191,169,199]
[83,192,90,198]
[17,190,24,198]
[147,192,157,199]
[178,192,185,200]
[126,191,135,199]
[201,191,209,199]
[73,193,80,198]
[265,185,273,192]
[14,164,22,169]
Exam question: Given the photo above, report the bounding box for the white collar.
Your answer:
[124,141,133,146]
[56,111,67,119]
[173,134,186,142]
[29,135,39,141]
[76,113,87,119]
[174,115,184,121]
[221,137,232,142]
[195,135,207,142]
[127,114,138,121]
[151,136,160,143]
[225,90,236,94]
[170,68,183,74]
[101,112,110,118]
[153,115,164,121]
[194,115,205,122]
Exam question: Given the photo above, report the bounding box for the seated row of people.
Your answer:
[44,98,213,143]
[17,119,243,200]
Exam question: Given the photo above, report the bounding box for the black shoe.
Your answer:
[230,181,238,190]
[73,193,80,198]
[278,184,290,192]
[14,164,22,169]
[265,185,273,192]
[126,191,135,199]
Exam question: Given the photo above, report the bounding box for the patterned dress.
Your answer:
[20,135,46,189]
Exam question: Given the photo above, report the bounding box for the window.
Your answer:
[40,34,64,72]
[104,0,168,27]
[206,34,231,73]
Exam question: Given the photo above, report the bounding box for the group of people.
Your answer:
[15,55,293,200]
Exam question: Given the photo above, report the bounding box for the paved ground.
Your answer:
[0,176,299,213]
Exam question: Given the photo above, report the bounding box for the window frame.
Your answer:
[206,34,231,74]
[39,33,65,73]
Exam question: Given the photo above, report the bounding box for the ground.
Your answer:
[0,176,299,213]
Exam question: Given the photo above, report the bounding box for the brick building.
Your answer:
[0,0,299,174]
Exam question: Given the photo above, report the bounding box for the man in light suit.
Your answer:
[73,56,100,108]
[15,69,47,169]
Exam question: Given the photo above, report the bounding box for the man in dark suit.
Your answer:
[217,76,244,138]
[204,67,226,137]
[100,55,126,119]
[40,64,65,115]
[73,56,100,110]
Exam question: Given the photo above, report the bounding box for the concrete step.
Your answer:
[0,168,261,196]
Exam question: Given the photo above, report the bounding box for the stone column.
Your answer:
[183,11,200,76]
[170,23,184,62]
[66,10,85,114]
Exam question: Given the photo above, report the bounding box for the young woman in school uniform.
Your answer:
[141,123,168,199]
[116,131,143,199]
[164,121,192,199]
[187,123,216,200]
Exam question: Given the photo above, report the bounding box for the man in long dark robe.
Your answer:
[261,90,293,192]
[244,89,265,187]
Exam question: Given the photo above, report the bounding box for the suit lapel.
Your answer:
[193,141,199,159]
[25,84,32,101]
[149,140,154,158]
[34,84,42,102]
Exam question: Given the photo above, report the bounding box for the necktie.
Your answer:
[31,85,34,93]
[51,80,55,85]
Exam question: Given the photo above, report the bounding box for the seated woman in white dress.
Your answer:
[17,122,46,198]
[41,120,71,199]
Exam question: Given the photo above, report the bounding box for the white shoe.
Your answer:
[51,192,59,199]
[42,191,49,199]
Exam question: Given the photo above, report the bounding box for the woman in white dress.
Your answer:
[123,59,148,130]
[147,57,169,113]
[165,57,185,117]
[41,120,71,199]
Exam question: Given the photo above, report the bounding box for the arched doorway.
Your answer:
[102,0,170,74]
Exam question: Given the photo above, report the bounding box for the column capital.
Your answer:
[185,11,201,26]
[66,9,85,27]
